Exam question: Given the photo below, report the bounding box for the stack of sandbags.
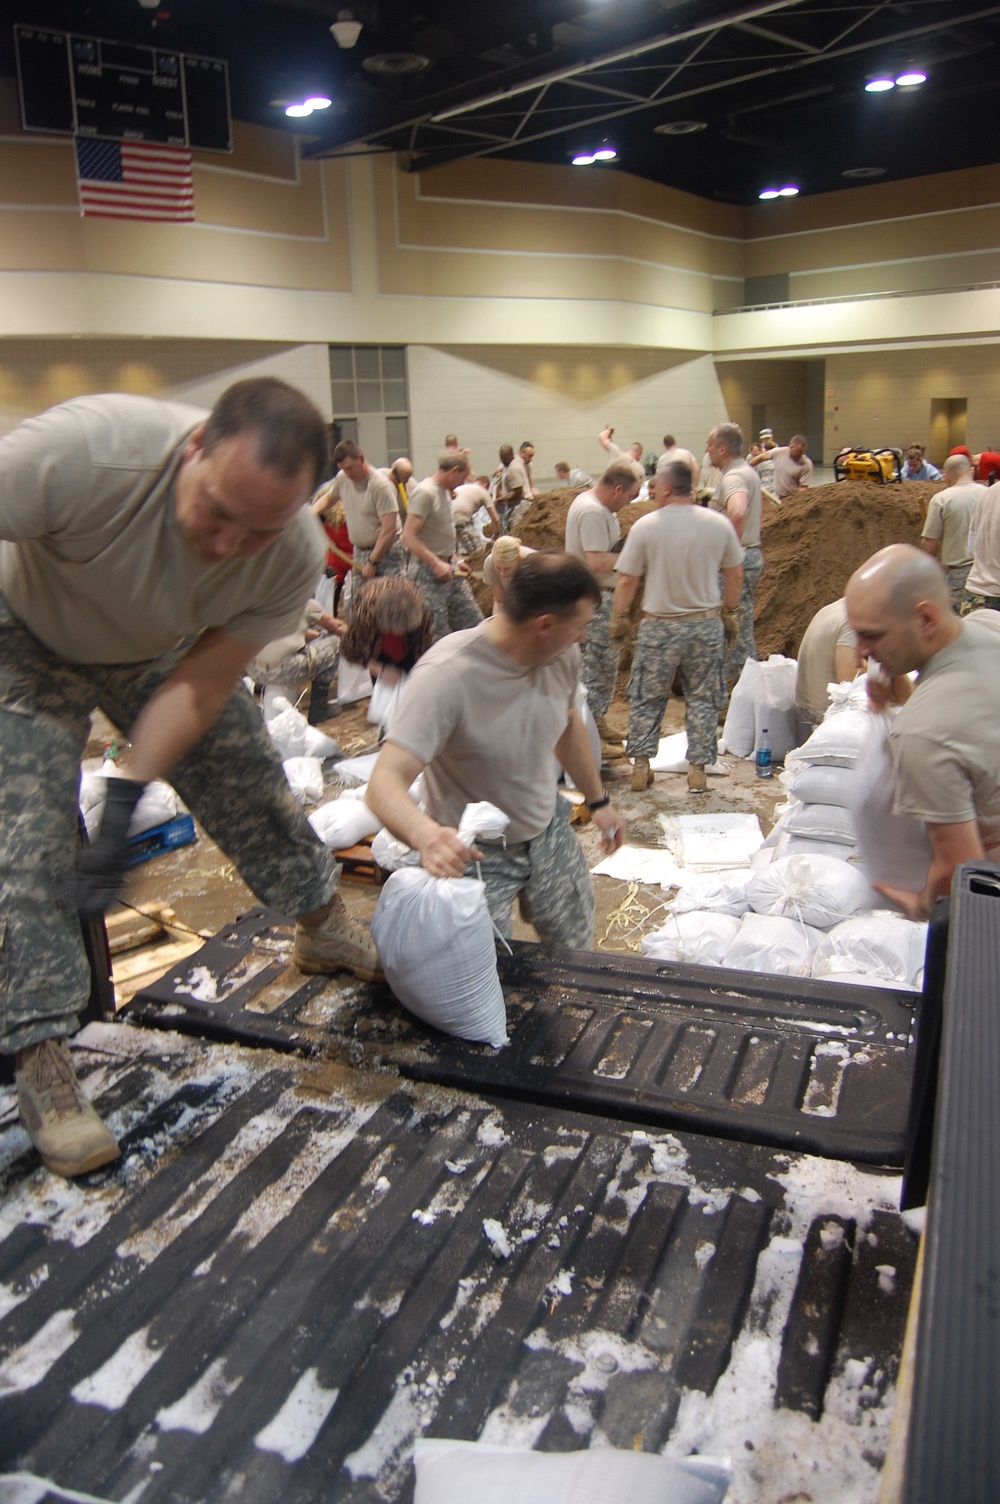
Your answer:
[720,654,799,764]
[760,681,871,863]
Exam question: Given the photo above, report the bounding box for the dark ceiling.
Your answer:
[8,0,1000,204]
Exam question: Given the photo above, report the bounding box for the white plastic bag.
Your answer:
[371,868,508,1047]
[264,694,342,760]
[413,1439,730,1504]
[848,712,932,892]
[669,869,752,916]
[641,911,742,964]
[338,655,373,705]
[747,854,879,929]
[313,571,335,615]
[719,658,762,757]
[308,796,382,848]
[283,756,325,805]
[724,911,824,976]
[754,654,799,764]
[367,671,407,733]
[810,912,928,989]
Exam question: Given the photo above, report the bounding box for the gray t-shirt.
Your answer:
[407,478,457,559]
[321,466,401,549]
[565,491,620,588]
[890,611,1000,855]
[501,456,529,500]
[616,504,743,615]
[769,447,814,499]
[921,480,984,568]
[0,393,325,664]
[387,620,579,843]
[711,459,763,548]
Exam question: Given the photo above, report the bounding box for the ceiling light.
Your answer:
[285,103,314,117]
[592,146,618,161]
[304,96,332,110]
[778,185,799,197]
[841,165,886,180]
[896,69,927,87]
[758,189,780,200]
[654,120,707,136]
[865,76,895,93]
[362,52,429,76]
[572,153,595,166]
[330,12,363,48]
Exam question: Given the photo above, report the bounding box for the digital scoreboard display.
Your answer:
[14,24,232,153]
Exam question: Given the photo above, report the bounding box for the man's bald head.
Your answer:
[845,544,958,674]
[943,453,972,481]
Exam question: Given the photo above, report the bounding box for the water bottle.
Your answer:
[755,726,773,779]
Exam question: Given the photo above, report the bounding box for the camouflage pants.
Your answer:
[725,543,764,687]
[943,563,971,610]
[467,796,594,948]
[407,559,484,642]
[249,634,341,690]
[626,616,724,768]
[453,517,481,557]
[581,588,621,724]
[352,539,406,579]
[0,594,336,1054]
[960,589,1000,616]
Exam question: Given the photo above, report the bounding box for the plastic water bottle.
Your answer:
[755,726,773,779]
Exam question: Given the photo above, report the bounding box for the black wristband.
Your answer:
[586,792,611,811]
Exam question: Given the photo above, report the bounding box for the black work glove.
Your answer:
[77,776,147,918]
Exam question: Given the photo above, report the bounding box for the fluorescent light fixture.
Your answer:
[778,185,799,197]
[865,76,895,92]
[758,189,780,200]
[304,96,332,110]
[572,153,595,165]
[896,70,927,86]
[592,146,618,161]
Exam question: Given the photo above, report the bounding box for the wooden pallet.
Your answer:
[335,838,386,887]
[106,904,207,1008]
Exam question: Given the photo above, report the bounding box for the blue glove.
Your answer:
[77,777,146,917]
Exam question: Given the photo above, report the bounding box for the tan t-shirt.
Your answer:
[320,466,401,549]
[922,480,984,568]
[386,621,579,843]
[968,483,1000,594]
[890,610,1000,854]
[0,393,325,664]
[769,447,814,498]
[711,459,763,547]
[795,598,857,720]
[565,491,620,588]
[407,478,457,559]
[616,504,743,614]
[501,456,529,500]
[452,482,491,521]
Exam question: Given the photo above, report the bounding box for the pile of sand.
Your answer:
[475,478,937,658]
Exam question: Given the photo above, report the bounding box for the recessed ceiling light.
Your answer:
[865,76,895,92]
[573,153,595,166]
[896,69,927,86]
[285,103,314,117]
[654,120,707,136]
[841,165,887,179]
[362,52,430,76]
[304,96,332,110]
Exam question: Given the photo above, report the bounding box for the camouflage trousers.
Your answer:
[626,616,724,768]
[725,543,764,687]
[581,588,621,724]
[249,634,341,691]
[407,559,484,642]
[0,594,336,1054]
[352,539,406,580]
[960,588,1000,617]
[453,517,481,557]
[467,796,594,948]
[941,563,970,610]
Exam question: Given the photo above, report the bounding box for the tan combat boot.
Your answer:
[16,1037,120,1178]
[631,756,655,792]
[596,715,627,764]
[294,892,384,982]
[687,764,709,793]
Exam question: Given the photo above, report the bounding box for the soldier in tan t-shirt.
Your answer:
[402,451,484,642]
[0,380,381,1179]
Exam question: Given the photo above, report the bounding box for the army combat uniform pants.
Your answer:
[407,559,484,642]
[0,594,336,1054]
[725,543,764,688]
[468,796,594,950]
[580,588,621,724]
[626,616,725,769]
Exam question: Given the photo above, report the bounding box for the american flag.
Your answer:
[75,139,194,222]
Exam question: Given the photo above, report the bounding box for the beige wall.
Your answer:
[824,347,1000,464]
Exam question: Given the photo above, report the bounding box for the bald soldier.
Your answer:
[845,543,1000,917]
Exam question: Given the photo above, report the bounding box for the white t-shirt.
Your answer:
[616,504,743,615]
[968,483,1000,594]
[0,393,325,663]
[387,621,579,843]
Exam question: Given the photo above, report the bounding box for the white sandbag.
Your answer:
[824,678,870,717]
[313,570,335,615]
[371,868,508,1047]
[747,854,878,929]
[264,695,342,760]
[649,731,724,776]
[786,763,856,809]
[753,654,799,763]
[367,671,408,733]
[334,752,380,785]
[338,655,373,705]
[283,756,325,805]
[370,825,420,871]
[807,970,917,993]
[413,1438,730,1504]
[724,911,824,976]
[669,869,752,916]
[641,911,741,965]
[810,912,928,989]
[786,834,861,861]
[83,767,185,838]
[794,710,870,767]
[848,711,932,892]
[308,795,382,848]
[781,802,857,845]
[719,657,762,757]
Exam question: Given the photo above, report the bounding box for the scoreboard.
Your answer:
[15,24,232,154]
